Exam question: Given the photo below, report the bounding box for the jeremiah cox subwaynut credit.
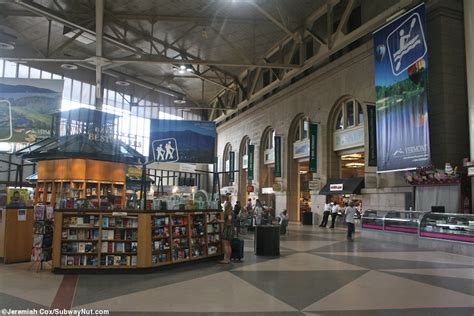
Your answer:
[1,309,110,315]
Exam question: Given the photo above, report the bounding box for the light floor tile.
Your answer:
[232,253,366,272]
[380,268,474,280]
[77,271,297,313]
[0,270,63,307]
[316,251,474,266]
[279,240,340,252]
[303,270,474,312]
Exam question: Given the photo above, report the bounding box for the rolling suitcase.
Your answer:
[230,238,244,261]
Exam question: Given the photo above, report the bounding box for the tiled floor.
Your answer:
[1,223,474,315]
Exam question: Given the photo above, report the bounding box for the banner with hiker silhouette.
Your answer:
[373,3,431,172]
[149,119,216,163]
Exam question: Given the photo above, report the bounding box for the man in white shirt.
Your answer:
[329,203,340,228]
[319,202,332,227]
[345,201,357,241]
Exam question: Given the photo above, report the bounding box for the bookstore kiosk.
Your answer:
[15,109,224,272]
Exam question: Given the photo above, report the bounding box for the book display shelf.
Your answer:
[35,159,126,209]
[53,209,223,272]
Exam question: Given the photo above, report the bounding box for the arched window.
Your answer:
[222,143,232,186]
[293,117,309,142]
[262,127,275,164]
[334,98,364,130]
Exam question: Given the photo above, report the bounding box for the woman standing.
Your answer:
[220,195,234,264]
[254,199,264,225]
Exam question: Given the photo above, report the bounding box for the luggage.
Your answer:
[230,238,244,261]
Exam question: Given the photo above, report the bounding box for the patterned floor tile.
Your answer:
[0,292,49,310]
[303,270,474,311]
[231,253,367,271]
[231,270,368,310]
[77,272,298,312]
[380,268,474,280]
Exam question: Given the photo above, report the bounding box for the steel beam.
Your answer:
[95,0,104,110]
[215,0,414,123]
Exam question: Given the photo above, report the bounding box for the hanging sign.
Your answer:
[213,157,219,186]
[248,144,254,181]
[246,185,254,193]
[373,3,431,172]
[274,135,282,177]
[367,104,377,166]
[229,151,235,182]
[309,123,318,173]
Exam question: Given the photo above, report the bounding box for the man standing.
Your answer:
[329,202,340,228]
[319,201,331,227]
[345,201,357,241]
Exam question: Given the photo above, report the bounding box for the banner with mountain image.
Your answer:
[0,79,63,144]
[373,3,431,172]
[149,119,216,163]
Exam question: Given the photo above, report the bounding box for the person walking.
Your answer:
[329,202,340,228]
[219,195,234,263]
[345,201,357,241]
[319,202,331,227]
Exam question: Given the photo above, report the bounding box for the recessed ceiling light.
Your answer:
[345,162,365,168]
[173,97,186,104]
[61,63,78,70]
[115,80,130,86]
[0,42,14,50]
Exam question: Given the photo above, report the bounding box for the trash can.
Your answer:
[255,225,280,256]
[302,211,313,225]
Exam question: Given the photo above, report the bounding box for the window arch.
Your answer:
[334,98,364,130]
[262,127,275,151]
[222,143,232,186]
[292,116,309,142]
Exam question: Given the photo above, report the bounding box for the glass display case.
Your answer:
[384,211,426,234]
[420,213,474,243]
[361,210,387,230]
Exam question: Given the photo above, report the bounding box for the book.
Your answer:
[109,217,116,227]
[115,242,125,253]
[68,229,77,240]
[77,229,85,240]
[131,256,137,266]
[108,242,113,253]
[114,256,121,266]
[92,229,99,240]
[69,217,77,226]
[107,230,114,240]
[85,243,94,253]
[34,205,45,220]
[46,206,54,220]
[76,217,84,226]
[78,243,85,253]
[33,222,45,234]
[101,241,108,253]
[33,234,43,248]
[131,242,138,252]
[102,217,109,228]
[67,256,74,266]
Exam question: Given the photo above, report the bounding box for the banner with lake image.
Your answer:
[0,79,63,144]
[373,3,431,172]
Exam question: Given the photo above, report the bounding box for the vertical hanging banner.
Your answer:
[367,105,377,166]
[309,123,318,173]
[373,3,431,172]
[213,157,219,187]
[229,151,235,182]
[248,144,254,181]
[274,135,282,177]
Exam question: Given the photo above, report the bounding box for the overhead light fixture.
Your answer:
[115,80,130,86]
[0,30,16,50]
[60,64,78,70]
[299,170,308,174]
[173,96,186,104]
[173,64,193,74]
[345,162,365,168]
[341,153,363,161]
[0,42,14,50]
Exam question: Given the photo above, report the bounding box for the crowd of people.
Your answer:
[218,196,360,264]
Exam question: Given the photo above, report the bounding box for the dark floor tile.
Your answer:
[315,254,474,270]
[231,270,368,310]
[0,292,48,310]
[384,271,474,296]
[311,240,426,253]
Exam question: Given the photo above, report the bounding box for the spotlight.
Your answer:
[60,64,78,70]
[115,80,130,86]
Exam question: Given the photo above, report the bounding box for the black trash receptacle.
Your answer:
[255,225,280,256]
[302,212,313,225]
